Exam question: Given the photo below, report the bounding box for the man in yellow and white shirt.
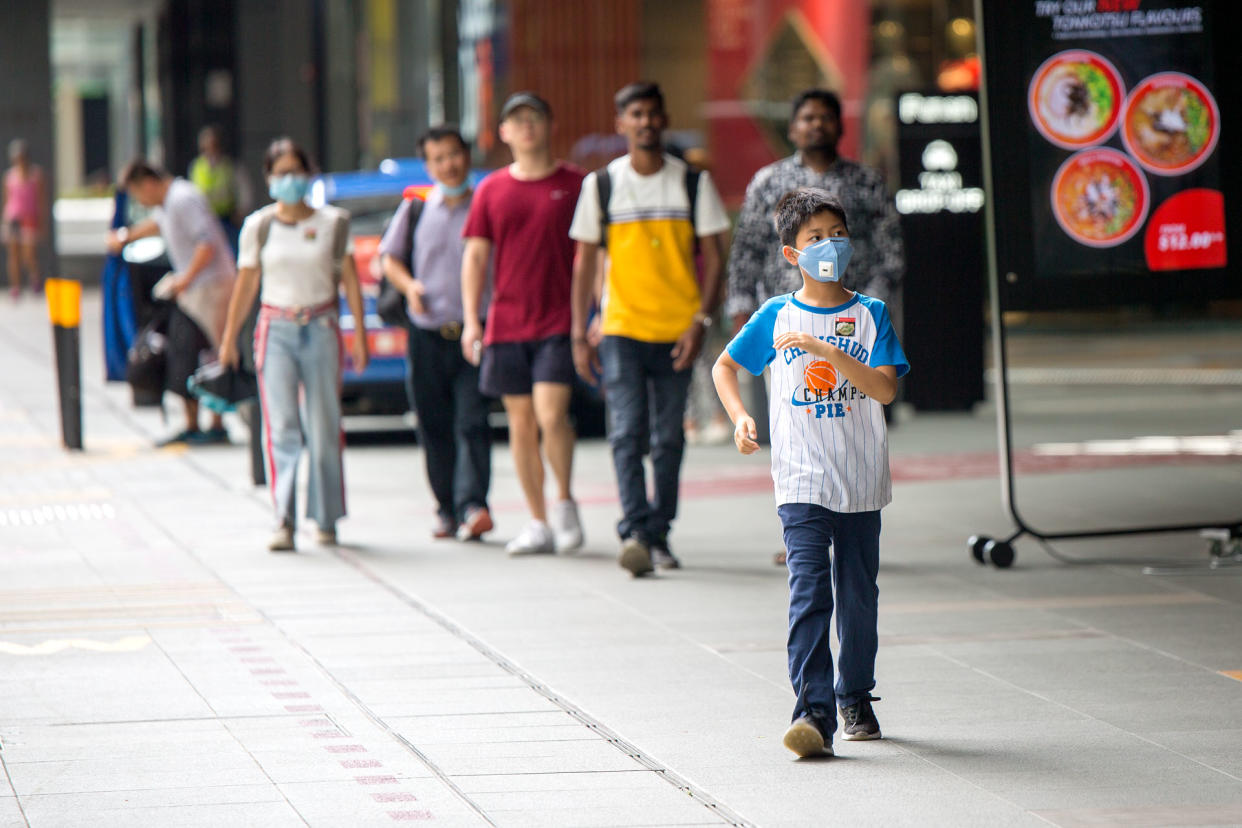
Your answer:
[570,81,731,577]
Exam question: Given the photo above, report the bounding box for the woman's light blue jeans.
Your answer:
[256,311,346,530]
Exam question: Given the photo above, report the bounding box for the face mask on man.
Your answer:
[439,180,470,198]
[791,237,853,283]
[269,174,310,205]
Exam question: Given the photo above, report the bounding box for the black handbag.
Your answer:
[126,323,168,407]
[377,276,409,328]
[187,361,259,414]
[375,196,425,328]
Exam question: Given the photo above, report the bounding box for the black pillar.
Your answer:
[0,0,57,281]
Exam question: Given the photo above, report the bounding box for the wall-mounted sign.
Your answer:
[897,90,985,410]
[980,0,1233,309]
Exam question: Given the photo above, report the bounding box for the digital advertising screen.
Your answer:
[979,0,1236,309]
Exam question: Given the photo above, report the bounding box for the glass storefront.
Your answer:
[346,0,980,202]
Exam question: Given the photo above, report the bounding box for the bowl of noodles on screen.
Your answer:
[1121,72,1219,175]
[1051,148,1149,248]
[1029,50,1124,149]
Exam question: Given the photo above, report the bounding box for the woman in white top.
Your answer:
[219,138,369,551]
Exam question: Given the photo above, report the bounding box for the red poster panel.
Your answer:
[706,0,871,206]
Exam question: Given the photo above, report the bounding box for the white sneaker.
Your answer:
[505,521,555,556]
[268,524,295,552]
[549,500,584,553]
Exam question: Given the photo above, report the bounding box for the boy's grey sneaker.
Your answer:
[651,541,681,570]
[840,694,882,741]
[783,716,833,758]
[618,536,654,577]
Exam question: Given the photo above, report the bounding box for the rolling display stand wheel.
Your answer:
[968,535,990,564]
[968,535,1016,568]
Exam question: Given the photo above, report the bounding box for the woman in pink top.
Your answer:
[3,139,46,298]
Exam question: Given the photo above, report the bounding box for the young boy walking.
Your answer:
[713,188,909,758]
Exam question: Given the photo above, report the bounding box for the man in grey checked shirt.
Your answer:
[726,88,905,333]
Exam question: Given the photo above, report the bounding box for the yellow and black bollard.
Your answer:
[45,278,83,450]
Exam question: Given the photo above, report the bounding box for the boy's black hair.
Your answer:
[119,158,168,187]
[614,81,665,114]
[774,187,849,248]
[418,124,469,155]
[790,88,842,123]
[263,137,314,176]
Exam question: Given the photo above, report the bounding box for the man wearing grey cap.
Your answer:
[461,92,587,556]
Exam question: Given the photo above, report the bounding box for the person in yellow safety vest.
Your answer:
[188,125,252,252]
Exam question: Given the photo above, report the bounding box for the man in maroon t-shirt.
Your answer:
[461,92,586,556]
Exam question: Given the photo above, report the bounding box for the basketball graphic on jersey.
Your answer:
[803,360,838,395]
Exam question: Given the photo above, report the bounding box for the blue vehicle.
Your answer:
[310,159,455,417]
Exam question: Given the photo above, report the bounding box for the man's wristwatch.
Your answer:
[693,311,713,329]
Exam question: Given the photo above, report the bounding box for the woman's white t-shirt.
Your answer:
[237,205,352,309]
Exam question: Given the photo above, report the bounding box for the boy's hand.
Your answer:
[733,415,760,455]
[773,331,843,363]
[773,331,825,358]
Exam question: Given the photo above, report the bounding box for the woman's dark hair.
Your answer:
[418,125,469,156]
[263,137,314,176]
[119,158,168,187]
[614,81,665,114]
[790,88,842,123]
[774,187,850,248]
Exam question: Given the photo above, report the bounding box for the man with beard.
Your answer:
[727,89,904,336]
[569,81,730,576]
[725,88,905,565]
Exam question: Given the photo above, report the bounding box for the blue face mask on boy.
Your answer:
[269,174,310,205]
[792,237,853,283]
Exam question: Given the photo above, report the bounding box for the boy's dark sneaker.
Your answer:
[651,540,681,570]
[839,694,882,741]
[783,716,833,758]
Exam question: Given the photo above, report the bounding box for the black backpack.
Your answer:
[594,163,700,249]
[376,196,425,327]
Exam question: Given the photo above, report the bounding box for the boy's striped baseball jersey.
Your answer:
[727,292,909,512]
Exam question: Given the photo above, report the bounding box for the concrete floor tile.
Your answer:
[22,798,304,828]
[0,798,24,828]
[423,737,639,777]
[278,779,488,826]
[5,749,271,797]
[368,688,562,718]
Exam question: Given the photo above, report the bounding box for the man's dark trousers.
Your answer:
[406,324,492,522]
[600,334,693,544]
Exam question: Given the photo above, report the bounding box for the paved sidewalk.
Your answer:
[2,292,1242,827]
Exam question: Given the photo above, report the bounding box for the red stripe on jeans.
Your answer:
[254,311,279,507]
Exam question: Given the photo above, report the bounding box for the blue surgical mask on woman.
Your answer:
[439,180,470,198]
[269,174,310,205]
[792,236,853,283]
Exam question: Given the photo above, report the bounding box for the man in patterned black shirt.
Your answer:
[726,89,904,333]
